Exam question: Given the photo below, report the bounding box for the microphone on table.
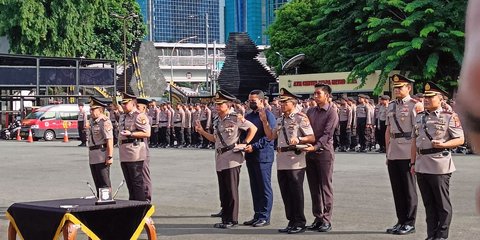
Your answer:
[84,181,98,199]
[112,179,126,199]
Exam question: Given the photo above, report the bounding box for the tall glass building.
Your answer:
[224,0,290,45]
[136,0,221,44]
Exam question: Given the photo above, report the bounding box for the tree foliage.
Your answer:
[0,0,145,61]
[267,0,466,94]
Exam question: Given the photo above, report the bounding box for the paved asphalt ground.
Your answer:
[0,140,479,239]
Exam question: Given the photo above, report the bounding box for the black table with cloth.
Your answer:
[6,198,156,240]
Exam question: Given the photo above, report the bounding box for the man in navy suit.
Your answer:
[243,90,276,227]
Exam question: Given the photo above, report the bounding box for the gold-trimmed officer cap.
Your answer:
[279,88,301,102]
[137,98,150,106]
[120,92,136,104]
[89,97,108,109]
[424,82,448,97]
[390,74,415,88]
[214,90,237,104]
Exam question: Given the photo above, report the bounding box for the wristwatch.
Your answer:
[107,156,113,160]
[409,162,415,168]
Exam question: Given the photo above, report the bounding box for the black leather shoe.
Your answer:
[386,223,402,234]
[253,219,270,227]
[306,221,323,231]
[433,238,447,240]
[210,210,222,218]
[288,226,306,234]
[278,226,292,233]
[243,218,258,225]
[395,224,415,235]
[213,221,237,229]
[318,223,332,232]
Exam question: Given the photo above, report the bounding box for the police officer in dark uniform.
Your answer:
[78,102,88,146]
[412,82,464,240]
[195,90,257,229]
[88,97,114,196]
[243,90,276,227]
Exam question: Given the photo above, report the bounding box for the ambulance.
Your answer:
[20,104,90,141]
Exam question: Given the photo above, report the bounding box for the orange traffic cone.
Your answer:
[27,129,33,143]
[63,128,69,143]
[16,129,21,141]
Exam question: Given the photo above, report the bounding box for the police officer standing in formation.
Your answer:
[385,74,421,235]
[200,103,212,149]
[137,98,153,202]
[356,94,371,152]
[87,97,114,196]
[148,100,160,148]
[303,83,339,232]
[157,103,169,148]
[243,90,276,227]
[338,96,352,152]
[195,90,257,229]
[183,104,192,147]
[262,88,315,234]
[78,102,88,147]
[118,92,151,201]
[411,82,464,240]
[347,97,358,151]
[173,103,185,148]
[376,95,390,153]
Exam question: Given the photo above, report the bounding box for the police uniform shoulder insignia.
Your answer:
[452,113,462,128]
[104,120,113,131]
[138,114,147,125]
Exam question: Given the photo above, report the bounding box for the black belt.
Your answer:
[89,144,107,151]
[159,121,168,123]
[277,146,296,152]
[418,148,448,155]
[120,138,144,144]
[391,132,412,139]
[216,144,235,154]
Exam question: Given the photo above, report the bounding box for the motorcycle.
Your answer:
[1,120,22,140]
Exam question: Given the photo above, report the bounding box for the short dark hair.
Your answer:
[314,83,332,94]
[249,89,265,99]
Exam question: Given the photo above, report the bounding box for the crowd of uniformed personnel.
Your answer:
[81,73,463,239]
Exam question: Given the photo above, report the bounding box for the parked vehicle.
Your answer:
[1,119,22,140]
[20,104,89,141]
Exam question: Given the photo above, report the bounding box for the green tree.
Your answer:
[267,0,466,94]
[0,0,145,61]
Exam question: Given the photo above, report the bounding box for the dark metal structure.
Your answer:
[216,32,276,100]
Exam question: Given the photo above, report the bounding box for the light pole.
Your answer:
[189,13,210,94]
[111,12,138,93]
[170,36,197,84]
[275,52,285,69]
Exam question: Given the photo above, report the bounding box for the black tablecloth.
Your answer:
[7,198,154,240]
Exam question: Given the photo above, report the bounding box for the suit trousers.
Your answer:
[159,127,170,146]
[121,161,146,201]
[339,121,351,149]
[417,173,452,239]
[174,127,184,146]
[246,160,273,221]
[377,120,387,149]
[150,127,158,145]
[217,166,241,223]
[89,163,111,197]
[278,169,306,227]
[387,159,418,226]
[200,120,209,147]
[306,151,334,224]
[78,121,87,144]
[184,127,192,145]
[357,117,367,149]
[142,157,152,202]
